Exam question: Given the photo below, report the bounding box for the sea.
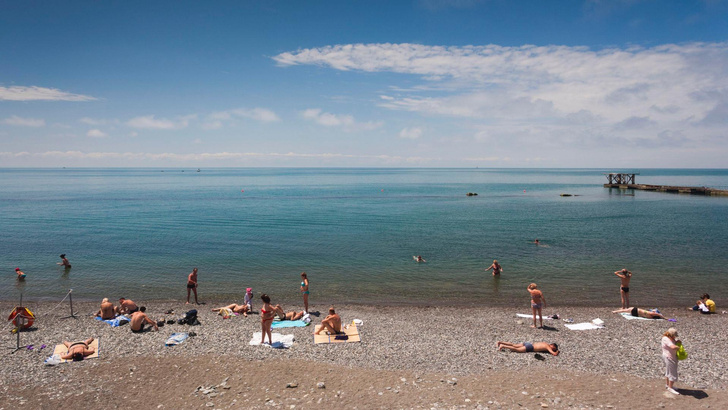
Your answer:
[1,168,727,308]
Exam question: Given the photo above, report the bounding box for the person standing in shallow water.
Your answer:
[300,272,309,313]
[58,254,71,269]
[485,260,502,276]
[613,268,632,308]
[186,268,199,305]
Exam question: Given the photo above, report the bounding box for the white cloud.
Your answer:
[2,115,45,127]
[203,107,280,129]
[86,129,108,138]
[399,127,423,139]
[275,42,728,150]
[300,108,382,131]
[0,86,96,101]
[79,117,119,126]
[126,114,195,130]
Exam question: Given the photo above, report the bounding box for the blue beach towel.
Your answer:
[95,315,130,327]
[165,332,189,346]
[271,320,309,329]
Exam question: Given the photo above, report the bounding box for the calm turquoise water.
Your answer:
[1,168,727,307]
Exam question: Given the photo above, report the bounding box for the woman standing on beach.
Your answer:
[662,328,681,395]
[260,294,274,344]
[300,272,309,313]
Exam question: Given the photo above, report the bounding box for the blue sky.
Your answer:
[2,0,727,167]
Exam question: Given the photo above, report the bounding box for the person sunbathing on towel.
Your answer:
[130,306,158,333]
[212,303,249,315]
[61,337,96,361]
[96,298,116,320]
[315,306,342,335]
[496,341,559,356]
[273,304,304,321]
[612,307,667,319]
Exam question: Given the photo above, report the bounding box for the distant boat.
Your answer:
[197,168,201,172]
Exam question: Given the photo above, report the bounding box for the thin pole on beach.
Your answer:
[61,289,78,320]
[7,293,24,354]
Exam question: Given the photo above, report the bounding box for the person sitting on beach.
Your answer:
[273,304,305,321]
[117,298,139,315]
[612,307,667,319]
[15,267,26,280]
[497,341,559,356]
[61,337,96,361]
[186,268,199,305]
[96,298,116,320]
[689,293,716,314]
[485,259,502,276]
[613,268,632,309]
[315,306,342,335]
[57,254,71,268]
[130,306,158,333]
[527,283,546,328]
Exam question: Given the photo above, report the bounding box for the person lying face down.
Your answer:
[496,341,559,356]
[61,337,96,361]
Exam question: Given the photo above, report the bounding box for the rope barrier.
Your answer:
[39,289,73,317]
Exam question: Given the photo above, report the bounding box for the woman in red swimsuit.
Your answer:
[260,294,274,344]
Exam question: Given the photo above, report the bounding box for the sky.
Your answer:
[1,0,728,168]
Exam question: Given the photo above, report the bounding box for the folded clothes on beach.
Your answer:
[249,332,295,348]
[565,322,604,330]
[95,315,130,327]
[165,332,189,346]
[619,312,664,321]
[313,324,360,344]
[271,319,309,329]
[50,338,100,364]
[516,313,554,320]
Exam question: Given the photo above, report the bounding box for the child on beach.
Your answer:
[243,287,254,316]
[186,268,198,305]
[527,283,546,328]
[260,294,274,344]
[613,268,632,308]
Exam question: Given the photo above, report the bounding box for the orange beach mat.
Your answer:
[52,338,100,363]
[313,324,360,344]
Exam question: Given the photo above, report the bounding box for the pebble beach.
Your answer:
[2,300,727,409]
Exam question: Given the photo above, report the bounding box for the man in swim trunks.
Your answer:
[496,341,559,356]
[612,307,667,320]
[186,268,199,305]
[315,307,342,335]
[57,254,71,269]
[613,268,632,308]
[130,306,158,333]
[96,298,116,320]
[527,283,546,328]
[61,337,96,361]
[117,298,139,315]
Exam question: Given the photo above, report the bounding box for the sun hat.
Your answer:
[15,268,20,271]
[246,287,252,293]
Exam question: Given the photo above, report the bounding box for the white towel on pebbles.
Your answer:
[619,312,663,321]
[565,322,603,330]
[249,332,294,348]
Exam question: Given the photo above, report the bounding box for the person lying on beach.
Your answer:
[15,267,26,280]
[130,306,158,333]
[96,298,116,320]
[485,259,502,276]
[688,293,716,314]
[315,307,342,335]
[117,298,139,315]
[57,254,71,268]
[212,303,249,315]
[273,304,305,321]
[496,341,559,356]
[61,337,96,361]
[612,307,667,319]
[613,268,632,308]
[527,283,546,328]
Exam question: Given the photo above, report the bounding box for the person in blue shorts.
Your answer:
[496,341,559,356]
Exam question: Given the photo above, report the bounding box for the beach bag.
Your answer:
[178,309,200,326]
[676,343,688,360]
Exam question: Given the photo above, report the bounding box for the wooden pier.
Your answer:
[603,173,728,196]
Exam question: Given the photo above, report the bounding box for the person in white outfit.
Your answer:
[661,328,681,395]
